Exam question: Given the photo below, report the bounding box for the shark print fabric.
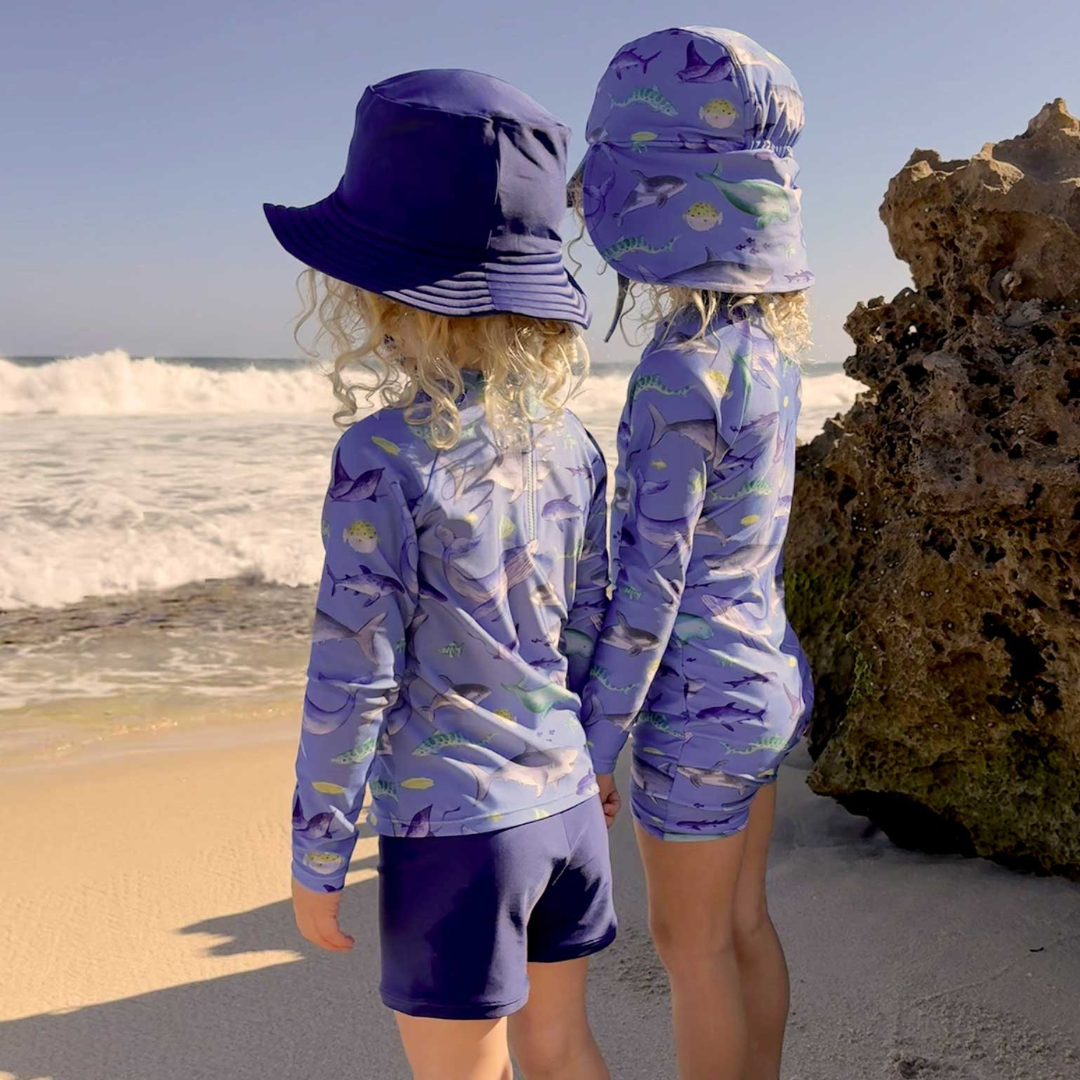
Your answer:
[578,26,812,295]
[292,371,608,891]
[581,309,813,839]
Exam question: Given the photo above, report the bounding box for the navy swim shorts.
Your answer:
[378,795,616,1019]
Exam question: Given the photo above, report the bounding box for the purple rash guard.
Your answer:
[291,372,609,892]
[580,310,813,839]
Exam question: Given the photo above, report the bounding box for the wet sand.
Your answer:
[2,719,1078,1080]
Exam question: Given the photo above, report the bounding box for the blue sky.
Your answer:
[2,0,1077,367]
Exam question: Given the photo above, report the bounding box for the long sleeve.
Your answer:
[562,436,610,697]
[292,430,417,892]
[582,347,746,773]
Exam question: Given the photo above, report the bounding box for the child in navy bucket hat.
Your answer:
[268,70,615,1079]
[572,28,815,1079]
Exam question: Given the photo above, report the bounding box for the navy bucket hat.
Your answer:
[264,69,590,328]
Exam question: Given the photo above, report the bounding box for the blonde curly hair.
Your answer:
[566,181,812,359]
[294,269,589,450]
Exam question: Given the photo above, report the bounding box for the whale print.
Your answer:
[614,171,688,223]
[422,681,492,720]
[675,39,736,83]
[696,165,794,230]
[501,677,576,720]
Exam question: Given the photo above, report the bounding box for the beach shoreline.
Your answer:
[3,711,1078,1080]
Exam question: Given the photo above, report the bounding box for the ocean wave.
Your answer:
[0,356,865,610]
[0,351,334,416]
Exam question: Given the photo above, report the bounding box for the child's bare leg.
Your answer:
[395,1014,513,1080]
[509,958,611,1080]
[635,822,749,1080]
[732,784,788,1080]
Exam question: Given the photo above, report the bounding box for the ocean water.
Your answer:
[0,351,864,761]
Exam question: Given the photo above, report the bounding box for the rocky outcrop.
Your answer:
[786,100,1080,875]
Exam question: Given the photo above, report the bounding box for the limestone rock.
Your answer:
[786,101,1080,876]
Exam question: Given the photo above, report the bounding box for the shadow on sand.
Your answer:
[0,845,414,1080]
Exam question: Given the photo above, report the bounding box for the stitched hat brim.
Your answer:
[264,197,591,329]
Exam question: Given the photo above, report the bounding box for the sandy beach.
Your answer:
[2,709,1078,1080]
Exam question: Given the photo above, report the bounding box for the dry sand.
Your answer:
[2,724,1078,1080]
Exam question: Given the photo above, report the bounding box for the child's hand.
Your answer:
[596,773,621,828]
[292,877,355,952]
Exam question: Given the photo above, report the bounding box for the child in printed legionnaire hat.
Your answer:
[573,28,815,1080]
[267,69,615,1080]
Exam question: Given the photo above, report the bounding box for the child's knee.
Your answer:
[512,1032,577,1079]
[649,910,736,972]
[733,896,771,949]
[512,1015,591,1079]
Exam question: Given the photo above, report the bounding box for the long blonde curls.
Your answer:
[294,270,589,449]
[625,284,813,361]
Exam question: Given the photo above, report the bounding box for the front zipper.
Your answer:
[525,438,537,541]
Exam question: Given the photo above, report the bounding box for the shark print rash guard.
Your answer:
[292,371,609,892]
[581,310,813,839]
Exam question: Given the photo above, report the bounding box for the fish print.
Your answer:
[370,778,398,802]
[301,685,357,735]
[599,234,680,264]
[610,46,661,79]
[699,98,739,129]
[588,665,635,694]
[697,703,767,723]
[659,247,775,292]
[647,402,728,462]
[638,711,690,740]
[676,766,751,794]
[412,730,495,757]
[403,805,433,838]
[600,612,661,657]
[631,756,675,801]
[683,202,722,232]
[327,565,404,606]
[302,852,345,875]
[581,170,615,223]
[630,374,691,401]
[329,460,384,502]
[541,498,583,528]
[720,734,791,756]
[463,747,579,802]
[677,132,735,153]
[422,681,492,720]
[675,818,739,832]
[331,735,378,765]
[609,85,678,116]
